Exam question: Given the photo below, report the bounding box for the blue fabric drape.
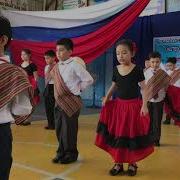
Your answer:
[113,11,180,67]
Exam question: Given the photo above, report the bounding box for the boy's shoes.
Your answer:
[44,126,55,130]
[60,156,77,164]
[52,156,62,163]
[52,153,78,164]
[163,119,170,125]
[52,155,77,164]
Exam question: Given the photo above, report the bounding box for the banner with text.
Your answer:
[153,36,180,68]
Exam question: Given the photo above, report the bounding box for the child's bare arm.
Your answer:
[102,82,117,106]
[139,80,148,115]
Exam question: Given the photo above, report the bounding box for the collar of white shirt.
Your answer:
[149,67,160,73]
[59,58,73,65]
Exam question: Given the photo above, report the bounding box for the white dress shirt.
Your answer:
[58,58,93,95]
[167,68,180,88]
[144,67,166,102]
[45,64,54,84]
[0,58,32,124]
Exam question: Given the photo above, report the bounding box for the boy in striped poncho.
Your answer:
[144,52,170,147]
[164,57,180,126]
[0,16,34,180]
[51,38,93,164]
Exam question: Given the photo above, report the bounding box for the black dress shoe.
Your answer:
[109,164,124,176]
[127,164,138,176]
[52,156,63,163]
[163,119,170,124]
[44,126,55,130]
[155,141,160,147]
[60,156,77,164]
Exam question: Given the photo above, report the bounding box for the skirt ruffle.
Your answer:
[164,85,180,127]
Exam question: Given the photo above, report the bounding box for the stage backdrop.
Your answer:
[3,0,150,107]
[8,11,180,107]
[4,6,180,107]
[2,0,150,77]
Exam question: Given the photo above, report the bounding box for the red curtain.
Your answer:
[10,0,150,76]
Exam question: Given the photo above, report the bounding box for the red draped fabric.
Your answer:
[10,0,150,77]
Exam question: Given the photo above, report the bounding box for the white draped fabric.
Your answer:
[1,0,134,28]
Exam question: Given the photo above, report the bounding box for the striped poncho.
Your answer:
[145,69,170,101]
[51,64,82,117]
[0,61,34,124]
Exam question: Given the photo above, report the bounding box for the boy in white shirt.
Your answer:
[44,50,56,130]
[144,52,170,146]
[51,38,93,164]
[164,57,180,126]
[0,16,34,179]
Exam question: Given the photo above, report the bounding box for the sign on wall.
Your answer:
[153,36,180,68]
[63,0,87,9]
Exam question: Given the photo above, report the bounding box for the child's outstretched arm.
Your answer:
[139,80,148,116]
[102,82,117,106]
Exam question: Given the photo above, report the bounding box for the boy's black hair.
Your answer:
[44,50,56,57]
[166,57,177,64]
[149,51,161,59]
[56,38,74,51]
[0,16,12,49]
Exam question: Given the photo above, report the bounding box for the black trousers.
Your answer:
[148,101,164,143]
[44,84,55,128]
[0,123,12,180]
[54,106,80,159]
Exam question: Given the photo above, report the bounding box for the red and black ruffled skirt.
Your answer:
[164,85,180,127]
[95,98,154,163]
[28,76,40,105]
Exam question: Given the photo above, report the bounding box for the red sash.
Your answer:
[51,64,82,117]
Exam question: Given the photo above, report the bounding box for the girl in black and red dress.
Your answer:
[95,39,154,176]
[20,49,40,125]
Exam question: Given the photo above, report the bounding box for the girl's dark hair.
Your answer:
[167,57,177,64]
[116,39,134,53]
[22,49,31,55]
[44,50,56,57]
[0,16,12,49]
[56,38,74,51]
